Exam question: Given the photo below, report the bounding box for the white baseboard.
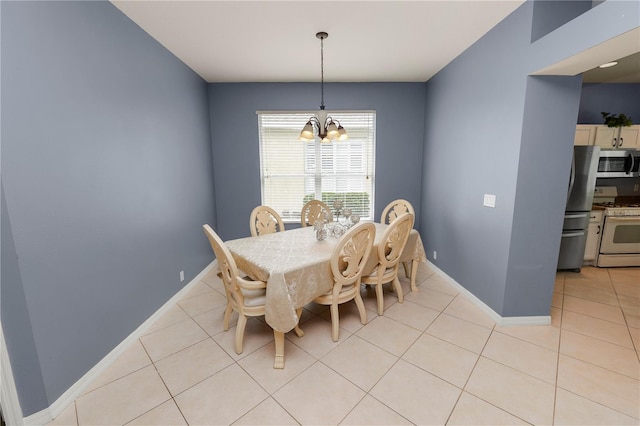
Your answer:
[22,261,215,426]
[425,260,551,327]
[19,259,549,424]
[1,323,25,426]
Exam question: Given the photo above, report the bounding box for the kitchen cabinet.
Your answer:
[584,210,604,263]
[574,125,640,148]
[594,125,640,149]
[574,125,596,146]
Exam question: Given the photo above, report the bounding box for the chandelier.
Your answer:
[299,32,348,143]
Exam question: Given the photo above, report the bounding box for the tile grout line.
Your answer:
[54,267,639,425]
[608,269,640,358]
[450,322,534,426]
[556,269,640,422]
[551,271,567,426]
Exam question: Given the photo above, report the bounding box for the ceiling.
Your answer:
[582,52,640,84]
[111,0,639,84]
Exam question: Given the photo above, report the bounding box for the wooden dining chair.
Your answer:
[249,205,285,236]
[203,224,269,354]
[300,199,333,227]
[380,199,415,278]
[380,199,415,224]
[313,222,375,342]
[362,212,414,315]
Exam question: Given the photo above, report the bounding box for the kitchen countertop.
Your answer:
[615,196,640,204]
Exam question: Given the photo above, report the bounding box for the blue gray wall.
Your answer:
[1,185,49,414]
[530,0,592,42]
[578,83,640,124]
[505,75,583,316]
[1,1,215,415]
[421,0,639,317]
[208,83,426,241]
[2,0,639,418]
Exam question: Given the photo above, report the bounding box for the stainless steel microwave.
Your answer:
[596,150,639,178]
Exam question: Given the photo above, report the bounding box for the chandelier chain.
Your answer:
[298,31,347,143]
[320,34,325,110]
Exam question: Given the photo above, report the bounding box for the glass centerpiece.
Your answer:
[314,198,360,241]
[314,220,328,240]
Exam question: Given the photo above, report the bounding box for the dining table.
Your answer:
[224,222,426,368]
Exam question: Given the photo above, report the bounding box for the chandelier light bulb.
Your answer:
[299,121,315,140]
[326,122,339,139]
[337,125,348,141]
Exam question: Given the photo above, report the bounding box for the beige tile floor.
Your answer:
[49,264,640,425]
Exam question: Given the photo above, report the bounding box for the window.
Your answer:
[258,111,375,222]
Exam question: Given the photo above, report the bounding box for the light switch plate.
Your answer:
[483,194,496,208]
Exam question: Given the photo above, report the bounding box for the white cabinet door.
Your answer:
[619,126,640,149]
[584,222,601,261]
[574,125,596,145]
[584,211,603,262]
[594,126,617,149]
[593,125,640,149]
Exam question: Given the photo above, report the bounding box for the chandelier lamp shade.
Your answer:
[299,32,348,143]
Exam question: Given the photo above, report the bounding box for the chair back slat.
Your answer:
[301,200,333,227]
[250,205,285,236]
[378,213,414,269]
[381,199,415,224]
[331,222,376,287]
[203,224,244,307]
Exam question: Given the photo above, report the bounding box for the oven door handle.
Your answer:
[605,216,640,223]
[562,231,584,238]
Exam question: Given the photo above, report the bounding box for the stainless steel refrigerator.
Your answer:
[557,145,600,271]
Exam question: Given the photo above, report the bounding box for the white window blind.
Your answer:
[258,111,375,222]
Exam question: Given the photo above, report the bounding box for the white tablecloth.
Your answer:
[225,223,426,333]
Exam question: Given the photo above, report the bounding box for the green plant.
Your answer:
[303,192,370,217]
[601,112,633,128]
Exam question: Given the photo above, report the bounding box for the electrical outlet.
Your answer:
[433,250,437,260]
[634,183,639,192]
[483,194,496,208]
[180,270,185,282]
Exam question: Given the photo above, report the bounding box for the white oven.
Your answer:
[597,210,640,267]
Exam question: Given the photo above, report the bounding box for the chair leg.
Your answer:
[392,276,404,303]
[403,261,410,278]
[375,282,384,316]
[235,314,248,354]
[410,260,419,292]
[223,302,233,331]
[330,302,340,342]
[354,293,367,325]
[294,308,305,337]
[274,331,285,369]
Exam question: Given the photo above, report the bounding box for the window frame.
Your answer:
[257,110,376,223]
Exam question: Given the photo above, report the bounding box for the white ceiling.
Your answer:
[111,0,526,83]
[111,0,639,84]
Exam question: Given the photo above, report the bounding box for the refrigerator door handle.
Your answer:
[562,231,585,238]
[565,213,588,219]
[567,152,576,201]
